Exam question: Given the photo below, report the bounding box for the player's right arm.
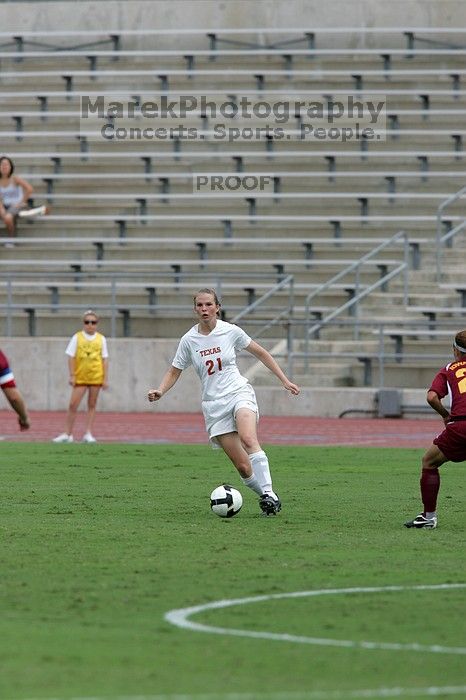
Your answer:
[68,355,76,386]
[2,386,30,430]
[148,365,182,402]
[426,389,450,424]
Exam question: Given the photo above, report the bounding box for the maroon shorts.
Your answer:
[433,420,466,463]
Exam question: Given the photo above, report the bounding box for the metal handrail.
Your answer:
[239,317,459,388]
[1,270,287,338]
[435,185,466,281]
[231,274,294,328]
[303,231,409,365]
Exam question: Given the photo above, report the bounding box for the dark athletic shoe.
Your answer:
[404,513,437,529]
[259,493,282,516]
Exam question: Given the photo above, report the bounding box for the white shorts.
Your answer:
[202,383,259,448]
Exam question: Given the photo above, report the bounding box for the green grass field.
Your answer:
[1,443,465,700]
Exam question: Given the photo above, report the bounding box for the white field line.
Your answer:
[10,585,466,700]
[164,584,466,655]
[14,685,466,700]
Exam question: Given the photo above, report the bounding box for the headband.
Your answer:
[454,340,466,353]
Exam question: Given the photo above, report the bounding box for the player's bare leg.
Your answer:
[235,408,281,514]
[53,385,86,442]
[234,408,261,453]
[2,212,16,236]
[66,385,87,435]
[216,431,253,479]
[82,385,101,442]
[216,431,265,498]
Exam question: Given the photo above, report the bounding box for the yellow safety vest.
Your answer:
[74,331,104,385]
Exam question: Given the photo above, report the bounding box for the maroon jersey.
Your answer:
[431,360,466,461]
[0,349,16,389]
[430,359,466,418]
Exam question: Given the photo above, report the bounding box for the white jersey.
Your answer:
[172,319,252,401]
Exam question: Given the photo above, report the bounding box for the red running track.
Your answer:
[0,410,441,448]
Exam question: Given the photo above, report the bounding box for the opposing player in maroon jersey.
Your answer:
[0,348,30,431]
[405,330,466,529]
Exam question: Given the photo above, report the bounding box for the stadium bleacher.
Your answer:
[1,26,465,388]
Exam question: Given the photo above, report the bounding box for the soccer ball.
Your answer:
[210,484,243,518]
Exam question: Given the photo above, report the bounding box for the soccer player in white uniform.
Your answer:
[148,288,300,515]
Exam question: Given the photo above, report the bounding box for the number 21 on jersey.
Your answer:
[206,357,223,375]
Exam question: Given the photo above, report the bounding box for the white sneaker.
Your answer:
[52,433,73,443]
[82,432,97,443]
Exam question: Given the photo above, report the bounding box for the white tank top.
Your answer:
[0,181,23,206]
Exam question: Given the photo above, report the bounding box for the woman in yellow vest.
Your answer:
[53,310,109,443]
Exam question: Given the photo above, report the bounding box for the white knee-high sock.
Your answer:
[249,450,277,498]
[241,473,263,496]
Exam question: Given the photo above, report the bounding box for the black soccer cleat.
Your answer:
[259,493,282,516]
[404,513,437,529]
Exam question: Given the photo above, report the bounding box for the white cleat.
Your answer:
[82,432,97,443]
[52,433,73,443]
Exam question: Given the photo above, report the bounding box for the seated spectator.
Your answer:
[0,155,34,242]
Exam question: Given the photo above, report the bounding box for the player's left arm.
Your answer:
[245,340,300,395]
[102,357,109,389]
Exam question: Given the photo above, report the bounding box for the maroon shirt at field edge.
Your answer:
[430,358,466,462]
[0,349,16,389]
[430,359,466,418]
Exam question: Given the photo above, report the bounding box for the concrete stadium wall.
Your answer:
[0,338,426,417]
[0,0,465,45]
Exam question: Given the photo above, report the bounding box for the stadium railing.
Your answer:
[435,185,466,281]
[438,284,466,307]
[7,151,464,172]
[0,269,297,337]
[8,191,464,229]
[0,47,464,78]
[1,26,465,53]
[273,318,461,388]
[405,305,466,325]
[5,236,419,264]
[1,66,465,88]
[2,47,465,59]
[20,191,466,204]
[0,256,402,275]
[15,170,466,185]
[2,128,465,138]
[4,213,463,248]
[3,89,465,109]
[369,326,460,360]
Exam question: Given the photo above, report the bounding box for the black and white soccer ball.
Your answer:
[210,484,243,518]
